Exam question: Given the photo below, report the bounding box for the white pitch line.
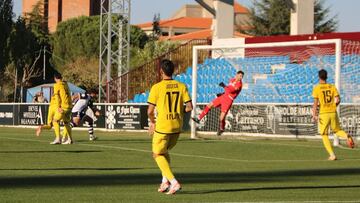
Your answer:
[0,136,152,153]
[1,136,360,163]
[79,142,151,153]
[202,139,324,149]
[201,138,360,151]
[338,145,360,151]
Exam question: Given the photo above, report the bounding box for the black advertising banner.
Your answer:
[265,104,316,136]
[182,111,191,131]
[140,105,150,130]
[139,105,191,131]
[77,104,106,129]
[195,104,317,136]
[105,104,142,129]
[340,105,360,137]
[1,103,359,138]
[0,105,14,125]
[18,104,48,126]
[93,104,106,128]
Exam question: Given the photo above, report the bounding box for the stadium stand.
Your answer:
[129,54,360,104]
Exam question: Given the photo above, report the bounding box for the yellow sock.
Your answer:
[155,155,174,181]
[162,153,171,181]
[62,131,68,139]
[63,123,72,140]
[334,130,348,139]
[63,123,71,139]
[53,121,61,139]
[321,135,335,156]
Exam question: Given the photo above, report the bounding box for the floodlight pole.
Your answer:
[99,0,131,103]
[43,46,46,80]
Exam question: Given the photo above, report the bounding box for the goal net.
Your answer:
[190,39,360,140]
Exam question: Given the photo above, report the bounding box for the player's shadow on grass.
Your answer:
[181,184,360,195]
[0,150,102,153]
[1,168,360,189]
[0,167,145,171]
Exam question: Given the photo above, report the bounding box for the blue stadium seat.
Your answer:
[128,53,358,104]
[133,94,140,103]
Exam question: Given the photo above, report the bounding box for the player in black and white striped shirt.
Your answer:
[69,89,100,142]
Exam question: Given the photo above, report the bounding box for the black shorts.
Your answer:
[72,111,85,119]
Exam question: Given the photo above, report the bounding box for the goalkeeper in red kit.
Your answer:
[192,70,244,136]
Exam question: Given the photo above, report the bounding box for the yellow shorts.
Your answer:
[318,112,341,135]
[47,105,56,125]
[152,132,180,155]
[53,108,71,123]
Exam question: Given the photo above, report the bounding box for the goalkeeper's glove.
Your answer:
[219,82,226,88]
[216,92,224,97]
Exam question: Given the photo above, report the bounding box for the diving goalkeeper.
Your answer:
[192,70,244,135]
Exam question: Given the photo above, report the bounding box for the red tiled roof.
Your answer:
[160,29,252,41]
[234,2,250,13]
[234,31,252,38]
[136,17,212,29]
[136,1,249,29]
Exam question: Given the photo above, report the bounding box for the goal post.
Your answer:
[190,39,346,139]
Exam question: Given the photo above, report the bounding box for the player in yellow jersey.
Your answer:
[312,69,355,160]
[35,94,57,136]
[51,73,73,145]
[147,59,193,195]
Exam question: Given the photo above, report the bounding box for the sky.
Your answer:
[13,0,360,32]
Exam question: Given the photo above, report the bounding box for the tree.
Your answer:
[0,0,13,72]
[131,25,149,49]
[51,15,149,71]
[130,40,179,68]
[8,17,42,101]
[22,0,52,83]
[1,1,51,101]
[314,0,337,33]
[62,57,99,89]
[246,0,338,36]
[23,0,49,46]
[152,13,161,39]
[51,16,101,71]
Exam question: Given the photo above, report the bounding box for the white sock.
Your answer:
[162,176,168,183]
[170,178,178,185]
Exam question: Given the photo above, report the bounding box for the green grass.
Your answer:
[0,127,360,202]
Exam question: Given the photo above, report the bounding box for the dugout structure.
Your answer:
[190,39,360,139]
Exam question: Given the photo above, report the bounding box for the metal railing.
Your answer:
[108,39,211,102]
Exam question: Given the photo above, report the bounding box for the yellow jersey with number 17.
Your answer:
[53,81,72,110]
[312,83,339,114]
[148,79,191,134]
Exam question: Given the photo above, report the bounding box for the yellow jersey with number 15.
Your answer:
[312,83,339,114]
[148,79,191,134]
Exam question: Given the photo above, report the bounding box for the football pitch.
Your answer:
[0,127,359,202]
